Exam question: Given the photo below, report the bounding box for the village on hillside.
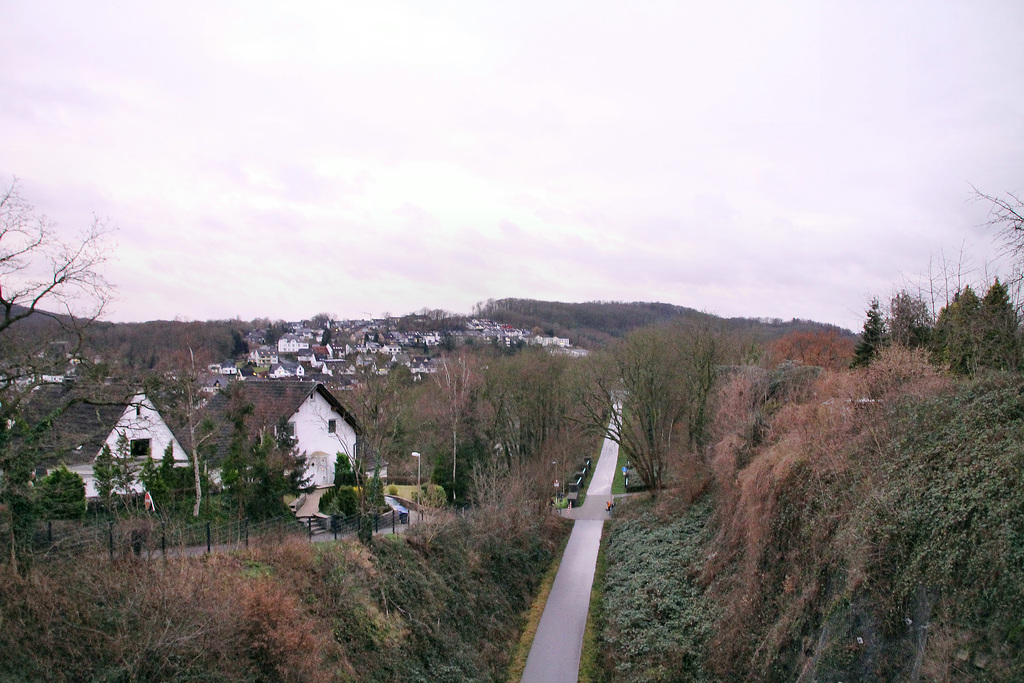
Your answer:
[18,316,589,505]
[226,316,587,389]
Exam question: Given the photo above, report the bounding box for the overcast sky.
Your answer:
[3,1,1023,330]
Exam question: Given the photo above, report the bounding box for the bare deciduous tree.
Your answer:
[974,187,1024,308]
[183,347,216,517]
[576,321,724,494]
[886,290,933,349]
[975,188,1024,261]
[0,184,110,327]
[431,352,478,501]
[0,178,114,569]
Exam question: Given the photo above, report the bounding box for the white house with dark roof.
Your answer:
[285,385,361,487]
[249,346,279,366]
[270,361,304,378]
[205,381,363,488]
[100,393,189,466]
[29,389,190,499]
[278,334,311,353]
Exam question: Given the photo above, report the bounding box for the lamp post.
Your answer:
[411,452,421,491]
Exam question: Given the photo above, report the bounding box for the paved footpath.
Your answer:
[521,410,619,683]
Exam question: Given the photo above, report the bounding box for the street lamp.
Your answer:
[411,452,421,491]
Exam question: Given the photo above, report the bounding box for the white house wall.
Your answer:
[290,390,358,488]
[100,394,189,464]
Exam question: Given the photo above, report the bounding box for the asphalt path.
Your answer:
[521,406,621,683]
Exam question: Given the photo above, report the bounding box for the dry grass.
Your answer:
[1,507,570,682]
[701,348,953,678]
[0,539,349,682]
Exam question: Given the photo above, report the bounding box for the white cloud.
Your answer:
[2,1,1023,329]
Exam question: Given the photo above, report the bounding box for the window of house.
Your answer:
[328,419,337,434]
[130,438,151,457]
[284,422,296,438]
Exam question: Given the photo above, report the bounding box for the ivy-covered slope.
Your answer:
[599,348,1024,681]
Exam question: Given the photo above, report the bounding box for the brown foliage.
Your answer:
[862,344,948,401]
[237,576,330,683]
[0,541,344,682]
[768,329,855,371]
[703,352,951,678]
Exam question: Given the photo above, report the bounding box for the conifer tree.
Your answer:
[94,444,115,511]
[979,278,1020,370]
[852,299,887,368]
[933,286,982,374]
[140,443,175,508]
[111,433,138,507]
[37,465,86,520]
[221,397,308,521]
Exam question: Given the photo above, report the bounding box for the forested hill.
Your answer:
[83,319,249,370]
[476,297,854,347]
[9,298,855,371]
[2,305,250,372]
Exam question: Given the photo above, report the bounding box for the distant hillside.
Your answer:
[83,319,250,370]
[5,298,855,370]
[1,304,250,372]
[475,298,854,348]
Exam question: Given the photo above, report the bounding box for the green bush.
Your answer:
[700,370,1024,680]
[866,378,1024,641]
[320,486,358,517]
[36,464,86,520]
[334,452,356,486]
[418,484,446,507]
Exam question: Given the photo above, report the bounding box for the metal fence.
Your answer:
[9,509,412,561]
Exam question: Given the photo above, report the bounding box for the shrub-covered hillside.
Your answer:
[0,512,568,682]
[599,347,1024,681]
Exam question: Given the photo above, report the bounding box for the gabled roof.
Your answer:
[19,384,141,466]
[200,380,360,462]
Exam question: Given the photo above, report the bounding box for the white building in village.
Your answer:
[280,384,361,487]
[61,393,191,499]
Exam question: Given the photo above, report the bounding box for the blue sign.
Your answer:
[622,466,627,475]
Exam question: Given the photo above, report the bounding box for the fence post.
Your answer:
[308,517,313,540]
[47,521,52,545]
[392,511,396,534]
[161,521,166,558]
[206,521,211,554]
[108,521,114,559]
[245,519,249,548]
[374,513,379,533]
[333,516,338,541]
